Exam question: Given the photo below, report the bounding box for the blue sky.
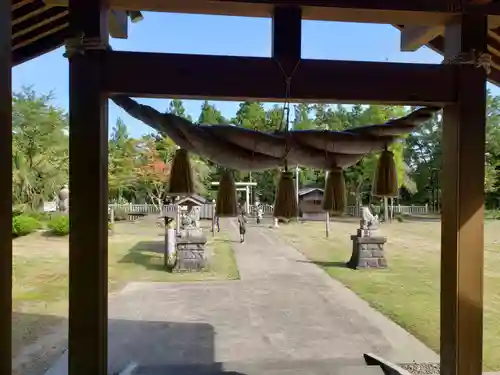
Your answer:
[12,12,494,138]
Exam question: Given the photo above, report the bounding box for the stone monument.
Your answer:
[58,185,69,213]
[173,203,207,272]
[347,206,387,269]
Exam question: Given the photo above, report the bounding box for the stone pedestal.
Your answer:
[178,227,203,238]
[174,235,207,272]
[347,235,387,269]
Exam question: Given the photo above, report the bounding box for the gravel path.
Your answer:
[399,362,440,375]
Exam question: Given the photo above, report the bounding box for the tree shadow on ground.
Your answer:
[296,260,349,269]
[400,214,441,223]
[118,241,166,271]
[210,234,240,244]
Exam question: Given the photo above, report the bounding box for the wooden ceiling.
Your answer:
[11,0,69,66]
[9,0,500,89]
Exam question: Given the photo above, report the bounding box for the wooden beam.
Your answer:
[440,12,487,375]
[0,0,12,373]
[108,9,128,39]
[68,0,109,374]
[103,51,457,105]
[272,5,301,76]
[401,25,444,51]
[399,1,500,52]
[43,0,465,25]
[218,0,491,14]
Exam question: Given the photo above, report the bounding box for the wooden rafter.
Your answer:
[12,4,51,26]
[12,22,68,50]
[11,0,37,11]
[12,9,68,39]
[42,0,482,25]
[102,51,456,105]
[12,27,67,65]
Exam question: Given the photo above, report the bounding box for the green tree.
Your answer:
[108,118,137,202]
[233,101,267,130]
[198,101,227,124]
[292,104,315,130]
[12,87,68,210]
[166,99,192,122]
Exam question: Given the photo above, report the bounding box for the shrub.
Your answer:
[396,215,404,223]
[12,215,41,237]
[48,215,70,236]
[24,210,52,223]
[12,206,25,217]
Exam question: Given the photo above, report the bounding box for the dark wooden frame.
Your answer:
[3,2,488,375]
[103,52,457,105]
[0,0,12,374]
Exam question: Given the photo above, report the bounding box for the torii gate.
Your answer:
[210,181,257,214]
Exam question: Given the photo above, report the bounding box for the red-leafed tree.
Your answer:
[134,136,171,209]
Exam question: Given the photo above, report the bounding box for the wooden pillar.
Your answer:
[440,13,487,375]
[272,5,302,77]
[0,0,12,374]
[68,0,109,374]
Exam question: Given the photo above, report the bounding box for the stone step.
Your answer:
[127,358,385,375]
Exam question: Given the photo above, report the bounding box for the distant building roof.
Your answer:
[298,187,324,196]
[176,194,206,206]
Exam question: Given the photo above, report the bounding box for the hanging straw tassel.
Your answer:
[372,149,399,197]
[273,171,297,220]
[216,170,238,217]
[168,148,195,196]
[322,168,346,214]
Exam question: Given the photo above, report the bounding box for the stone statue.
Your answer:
[178,206,203,238]
[191,206,201,228]
[58,184,69,213]
[180,211,194,229]
[361,206,379,229]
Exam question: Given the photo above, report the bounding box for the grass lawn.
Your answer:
[12,218,238,374]
[277,217,500,370]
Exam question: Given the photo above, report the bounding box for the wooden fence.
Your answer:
[108,203,216,219]
[108,203,428,219]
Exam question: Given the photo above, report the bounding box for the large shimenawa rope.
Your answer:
[109,97,440,172]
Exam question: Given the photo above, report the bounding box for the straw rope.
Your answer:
[63,32,109,58]
[442,49,492,75]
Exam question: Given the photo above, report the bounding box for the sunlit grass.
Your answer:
[278,219,500,370]
[12,220,239,357]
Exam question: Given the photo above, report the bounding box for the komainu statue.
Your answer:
[361,206,379,229]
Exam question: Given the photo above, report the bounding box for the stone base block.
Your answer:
[347,235,387,269]
[173,236,207,273]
